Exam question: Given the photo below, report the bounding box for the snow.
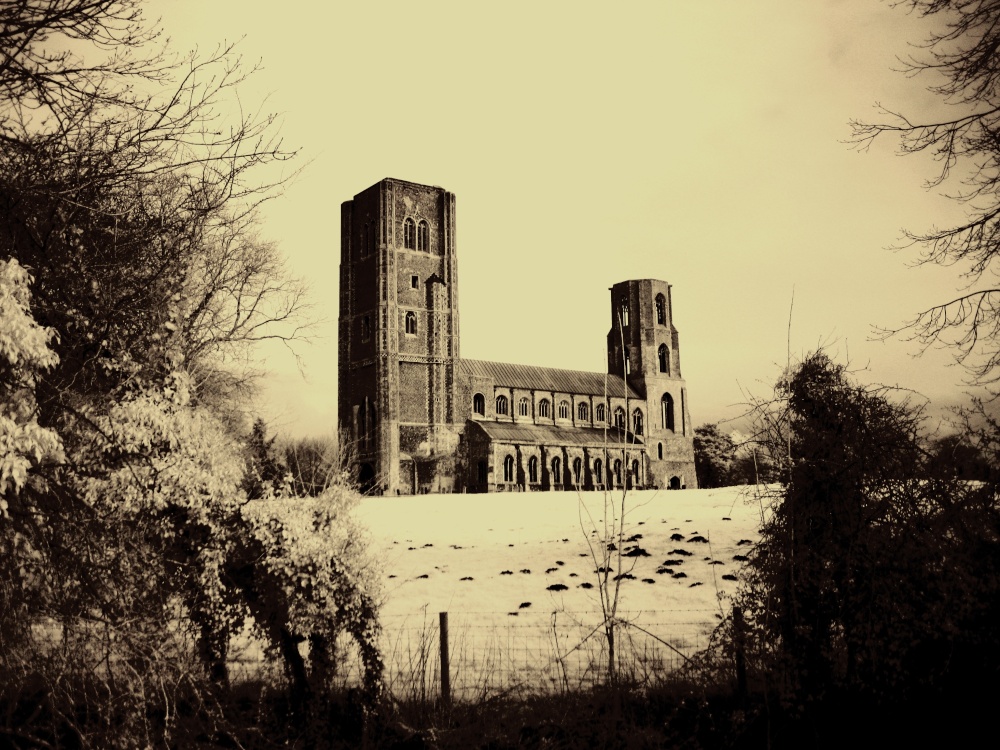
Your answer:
[355,486,769,696]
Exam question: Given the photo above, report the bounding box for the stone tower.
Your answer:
[338,179,460,494]
[606,279,696,488]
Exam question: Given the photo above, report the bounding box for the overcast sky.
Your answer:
[150,0,975,437]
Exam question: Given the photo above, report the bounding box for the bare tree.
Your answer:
[851,1,1000,384]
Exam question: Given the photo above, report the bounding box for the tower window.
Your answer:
[661,393,675,432]
[538,398,550,418]
[404,218,416,249]
[624,347,630,375]
[619,300,630,328]
[595,403,606,422]
[658,344,669,374]
[370,222,377,254]
[518,397,529,416]
[577,402,589,421]
[361,315,371,342]
[528,456,538,483]
[496,395,508,415]
[473,393,485,416]
[655,293,666,325]
[614,407,625,429]
[632,408,644,435]
[417,220,429,251]
[405,311,417,335]
[411,275,419,289]
[503,455,515,483]
[558,400,569,419]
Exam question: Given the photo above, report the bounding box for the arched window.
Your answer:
[573,457,582,486]
[614,459,622,485]
[496,395,508,415]
[577,402,589,421]
[658,344,668,374]
[606,460,614,489]
[661,393,675,431]
[417,220,429,251]
[404,217,416,249]
[503,455,515,483]
[558,401,569,419]
[624,347,630,375]
[405,311,417,335]
[594,458,603,485]
[473,393,485,416]
[538,399,550,418]
[655,293,666,325]
[632,408,644,435]
[657,442,663,460]
[528,456,538,483]
[518,397,529,416]
[552,457,562,484]
[632,460,640,485]
[614,406,625,429]
[595,403,606,422]
[619,300,630,328]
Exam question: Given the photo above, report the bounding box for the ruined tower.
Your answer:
[606,279,696,488]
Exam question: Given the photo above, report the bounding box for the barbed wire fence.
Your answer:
[224,608,723,702]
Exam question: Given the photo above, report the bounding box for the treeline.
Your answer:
[1,2,380,748]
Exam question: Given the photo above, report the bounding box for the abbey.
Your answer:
[338,178,697,494]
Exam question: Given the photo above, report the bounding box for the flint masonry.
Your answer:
[339,178,696,494]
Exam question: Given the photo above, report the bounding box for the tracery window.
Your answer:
[624,347,630,375]
[518,397,530,416]
[404,217,416,249]
[405,311,417,335]
[661,392,675,431]
[632,408,644,435]
[577,402,589,421]
[655,293,666,325]
[417,220,429,251]
[558,401,569,419]
[614,406,625,429]
[538,399,550,418]
[595,403,606,422]
[658,344,669,374]
[473,393,485,416]
[496,395,509,415]
[620,300,630,328]
[503,455,515,483]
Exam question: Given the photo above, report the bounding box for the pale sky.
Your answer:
[150,0,973,437]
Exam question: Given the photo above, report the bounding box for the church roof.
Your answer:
[471,421,644,449]
[458,359,640,399]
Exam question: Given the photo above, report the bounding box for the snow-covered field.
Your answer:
[356,486,768,697]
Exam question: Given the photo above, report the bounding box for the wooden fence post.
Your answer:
[733,605,747,705]
[439,611,451,706]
